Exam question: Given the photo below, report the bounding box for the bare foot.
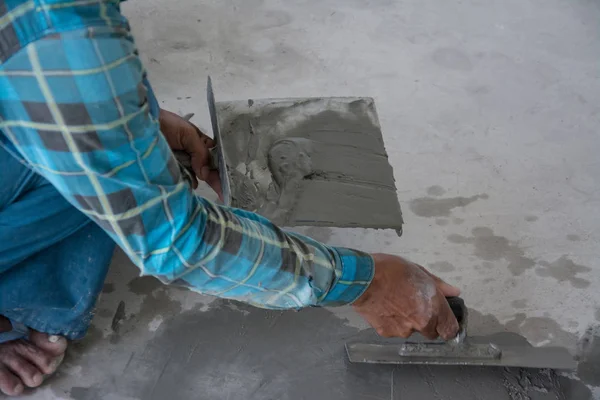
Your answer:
[0,316,67,396]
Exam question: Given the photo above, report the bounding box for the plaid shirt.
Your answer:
[0,0,374,309]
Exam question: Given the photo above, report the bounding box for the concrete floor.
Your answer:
[23,0,600,398]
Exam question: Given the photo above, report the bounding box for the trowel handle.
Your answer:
[446,296,468,344]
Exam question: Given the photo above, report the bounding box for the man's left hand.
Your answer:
[159,109,222,198]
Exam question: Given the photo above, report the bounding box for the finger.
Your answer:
[160,110,215,148]
[181,132,211,180]
[416,264,461,297]
[183,116,215,150]
[206,170,223,201]
[163,115,214,179]
[376,317,414,338]
[435,295,460,340]
[192,125,215,148]
[417,313,439,340]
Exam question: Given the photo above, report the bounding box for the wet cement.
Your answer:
[56,298,591,400]
[215,97,404,229]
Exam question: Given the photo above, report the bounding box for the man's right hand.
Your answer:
[353,254,461,340]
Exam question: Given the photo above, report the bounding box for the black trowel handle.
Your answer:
[446,297,468,344]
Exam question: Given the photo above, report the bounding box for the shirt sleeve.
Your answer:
[0,22,374,308]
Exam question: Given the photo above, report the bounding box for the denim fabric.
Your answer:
[0,144,115,340]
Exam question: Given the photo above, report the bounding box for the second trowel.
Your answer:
[346,297,576,370]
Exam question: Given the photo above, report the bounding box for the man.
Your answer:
[0,0,460,396]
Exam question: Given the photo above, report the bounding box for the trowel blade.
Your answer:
[345,342,576,370]
[206,76,231,205]
[206,77,220,142]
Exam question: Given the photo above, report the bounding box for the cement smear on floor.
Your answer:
[39,277,592,400]
[14,245,594,400]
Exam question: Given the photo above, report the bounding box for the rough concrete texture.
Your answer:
[25,0,600,398]
[215,97,404,229]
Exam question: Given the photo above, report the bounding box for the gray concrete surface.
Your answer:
[23,0,600,398]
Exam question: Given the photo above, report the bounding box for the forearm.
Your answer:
[171,203,375,308]
[0,5,374,308]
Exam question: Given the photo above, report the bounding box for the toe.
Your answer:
[2,351,43,388]
[12,340,58,375]
[28,331,67,357]
[0,367,24,396]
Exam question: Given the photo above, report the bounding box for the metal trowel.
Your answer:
[346,297,576,369]
[172,77,231,205]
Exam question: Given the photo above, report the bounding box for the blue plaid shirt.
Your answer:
[0,0,374,309]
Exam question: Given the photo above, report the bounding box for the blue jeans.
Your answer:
[0,143,115,339]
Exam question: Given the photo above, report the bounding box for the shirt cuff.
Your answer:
[318,247,375,307]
